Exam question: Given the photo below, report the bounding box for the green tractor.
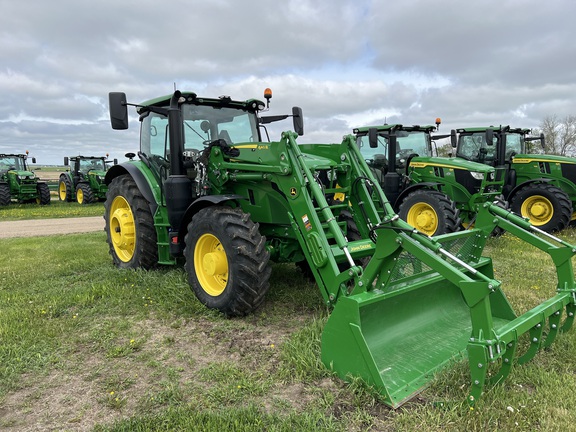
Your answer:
[0,152,51,206]
[354,123,505,235]
[106,89,576,408]
[455,126,574,232]
[59,155,117,204]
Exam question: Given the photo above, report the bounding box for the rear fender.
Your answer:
[105,164,158,215]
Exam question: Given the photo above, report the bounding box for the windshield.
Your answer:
[79,158,106,172]
[458,132,524,163]
[504,133,524,159]
[357,130,430,160]
[457,133,497,162]
[141,104,260,160]
[0,156,24,171]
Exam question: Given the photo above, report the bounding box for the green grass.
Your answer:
[1,230,576,431]
[0,199,105,220]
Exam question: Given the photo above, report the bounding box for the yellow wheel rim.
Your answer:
[109,196,135,262]
[521,195,553,226]
[406,202,439,236]
[77,188,84,204]
[194,233,228,296]
[59,181,67,200]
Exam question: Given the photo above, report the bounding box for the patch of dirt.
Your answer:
[0,217,104,238]
[0,314,315,431]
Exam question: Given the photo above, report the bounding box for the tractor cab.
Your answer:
[0,154,33,176]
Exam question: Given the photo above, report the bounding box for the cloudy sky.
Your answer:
[1,0,575,165]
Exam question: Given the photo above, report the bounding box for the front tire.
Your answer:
[76,183,94,204]
[104,174,158,269]
[184,206,271,316]
[511,183,572,232]
[398,189,461,236]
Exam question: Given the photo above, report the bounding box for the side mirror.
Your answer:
[485,129,494,146]
[368,128,378,148]
[109,92,129,130]
[450,130,457,148]
[113,158,118,165]
[540,133,546,149]
[64,157,69,166]
[32,157,36,164]
[292,107,304,136]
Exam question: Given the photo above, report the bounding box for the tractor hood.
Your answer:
[511,154,576,165]
[409,156,495,173]
[87,169,108,177]
[7,169,36,178]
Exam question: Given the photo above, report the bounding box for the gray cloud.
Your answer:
[0,0,574,163]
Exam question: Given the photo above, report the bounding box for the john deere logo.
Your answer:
[290,187,297,196]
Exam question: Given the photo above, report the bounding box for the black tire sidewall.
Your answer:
[511,184,572,232]
[77,183,94,204]
[104,175,158,269]
[398,189,460,235]
[184,206,271,316]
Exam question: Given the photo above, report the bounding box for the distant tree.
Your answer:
[533,115,576,156]
[431,138,453,157]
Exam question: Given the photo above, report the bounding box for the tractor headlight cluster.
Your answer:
[470,171,485,180]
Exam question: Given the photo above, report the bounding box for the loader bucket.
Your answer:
[320,203,576,408]
[321,255,513,408]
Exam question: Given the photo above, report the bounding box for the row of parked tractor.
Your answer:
[1,121,573,238]
[360,122,575,235]
[2,122,575,237]
[0,153,117,206]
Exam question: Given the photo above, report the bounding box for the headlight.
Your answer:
[470,171,485,180]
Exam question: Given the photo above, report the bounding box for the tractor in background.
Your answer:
[0,152,51,205]
[105,89,576,408]
[354,122,505,235]
[59,155,117,204]
[455,126,574,232]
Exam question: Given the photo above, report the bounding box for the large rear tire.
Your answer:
[104,174,158,269]
[398,189,461,236]
[58,176,73,201]
[184,206,271,316]
[510,183,572,232]
[0,184,10,206]
[36,183,51,205]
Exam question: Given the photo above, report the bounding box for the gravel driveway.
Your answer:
[0,216,105,239]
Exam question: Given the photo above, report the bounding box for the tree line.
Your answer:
[532,115,576,156]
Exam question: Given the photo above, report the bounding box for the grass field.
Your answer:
[0,200,105,220]
[1,222,576,430]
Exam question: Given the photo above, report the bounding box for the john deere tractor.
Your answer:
[455,126,575,232]
[0,152,51,206]
[354,123,505,235]
[106,89,576,408]
[59,155,117,204]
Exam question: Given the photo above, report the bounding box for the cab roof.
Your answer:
[137,92,265,115]
[353,124,436,135]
